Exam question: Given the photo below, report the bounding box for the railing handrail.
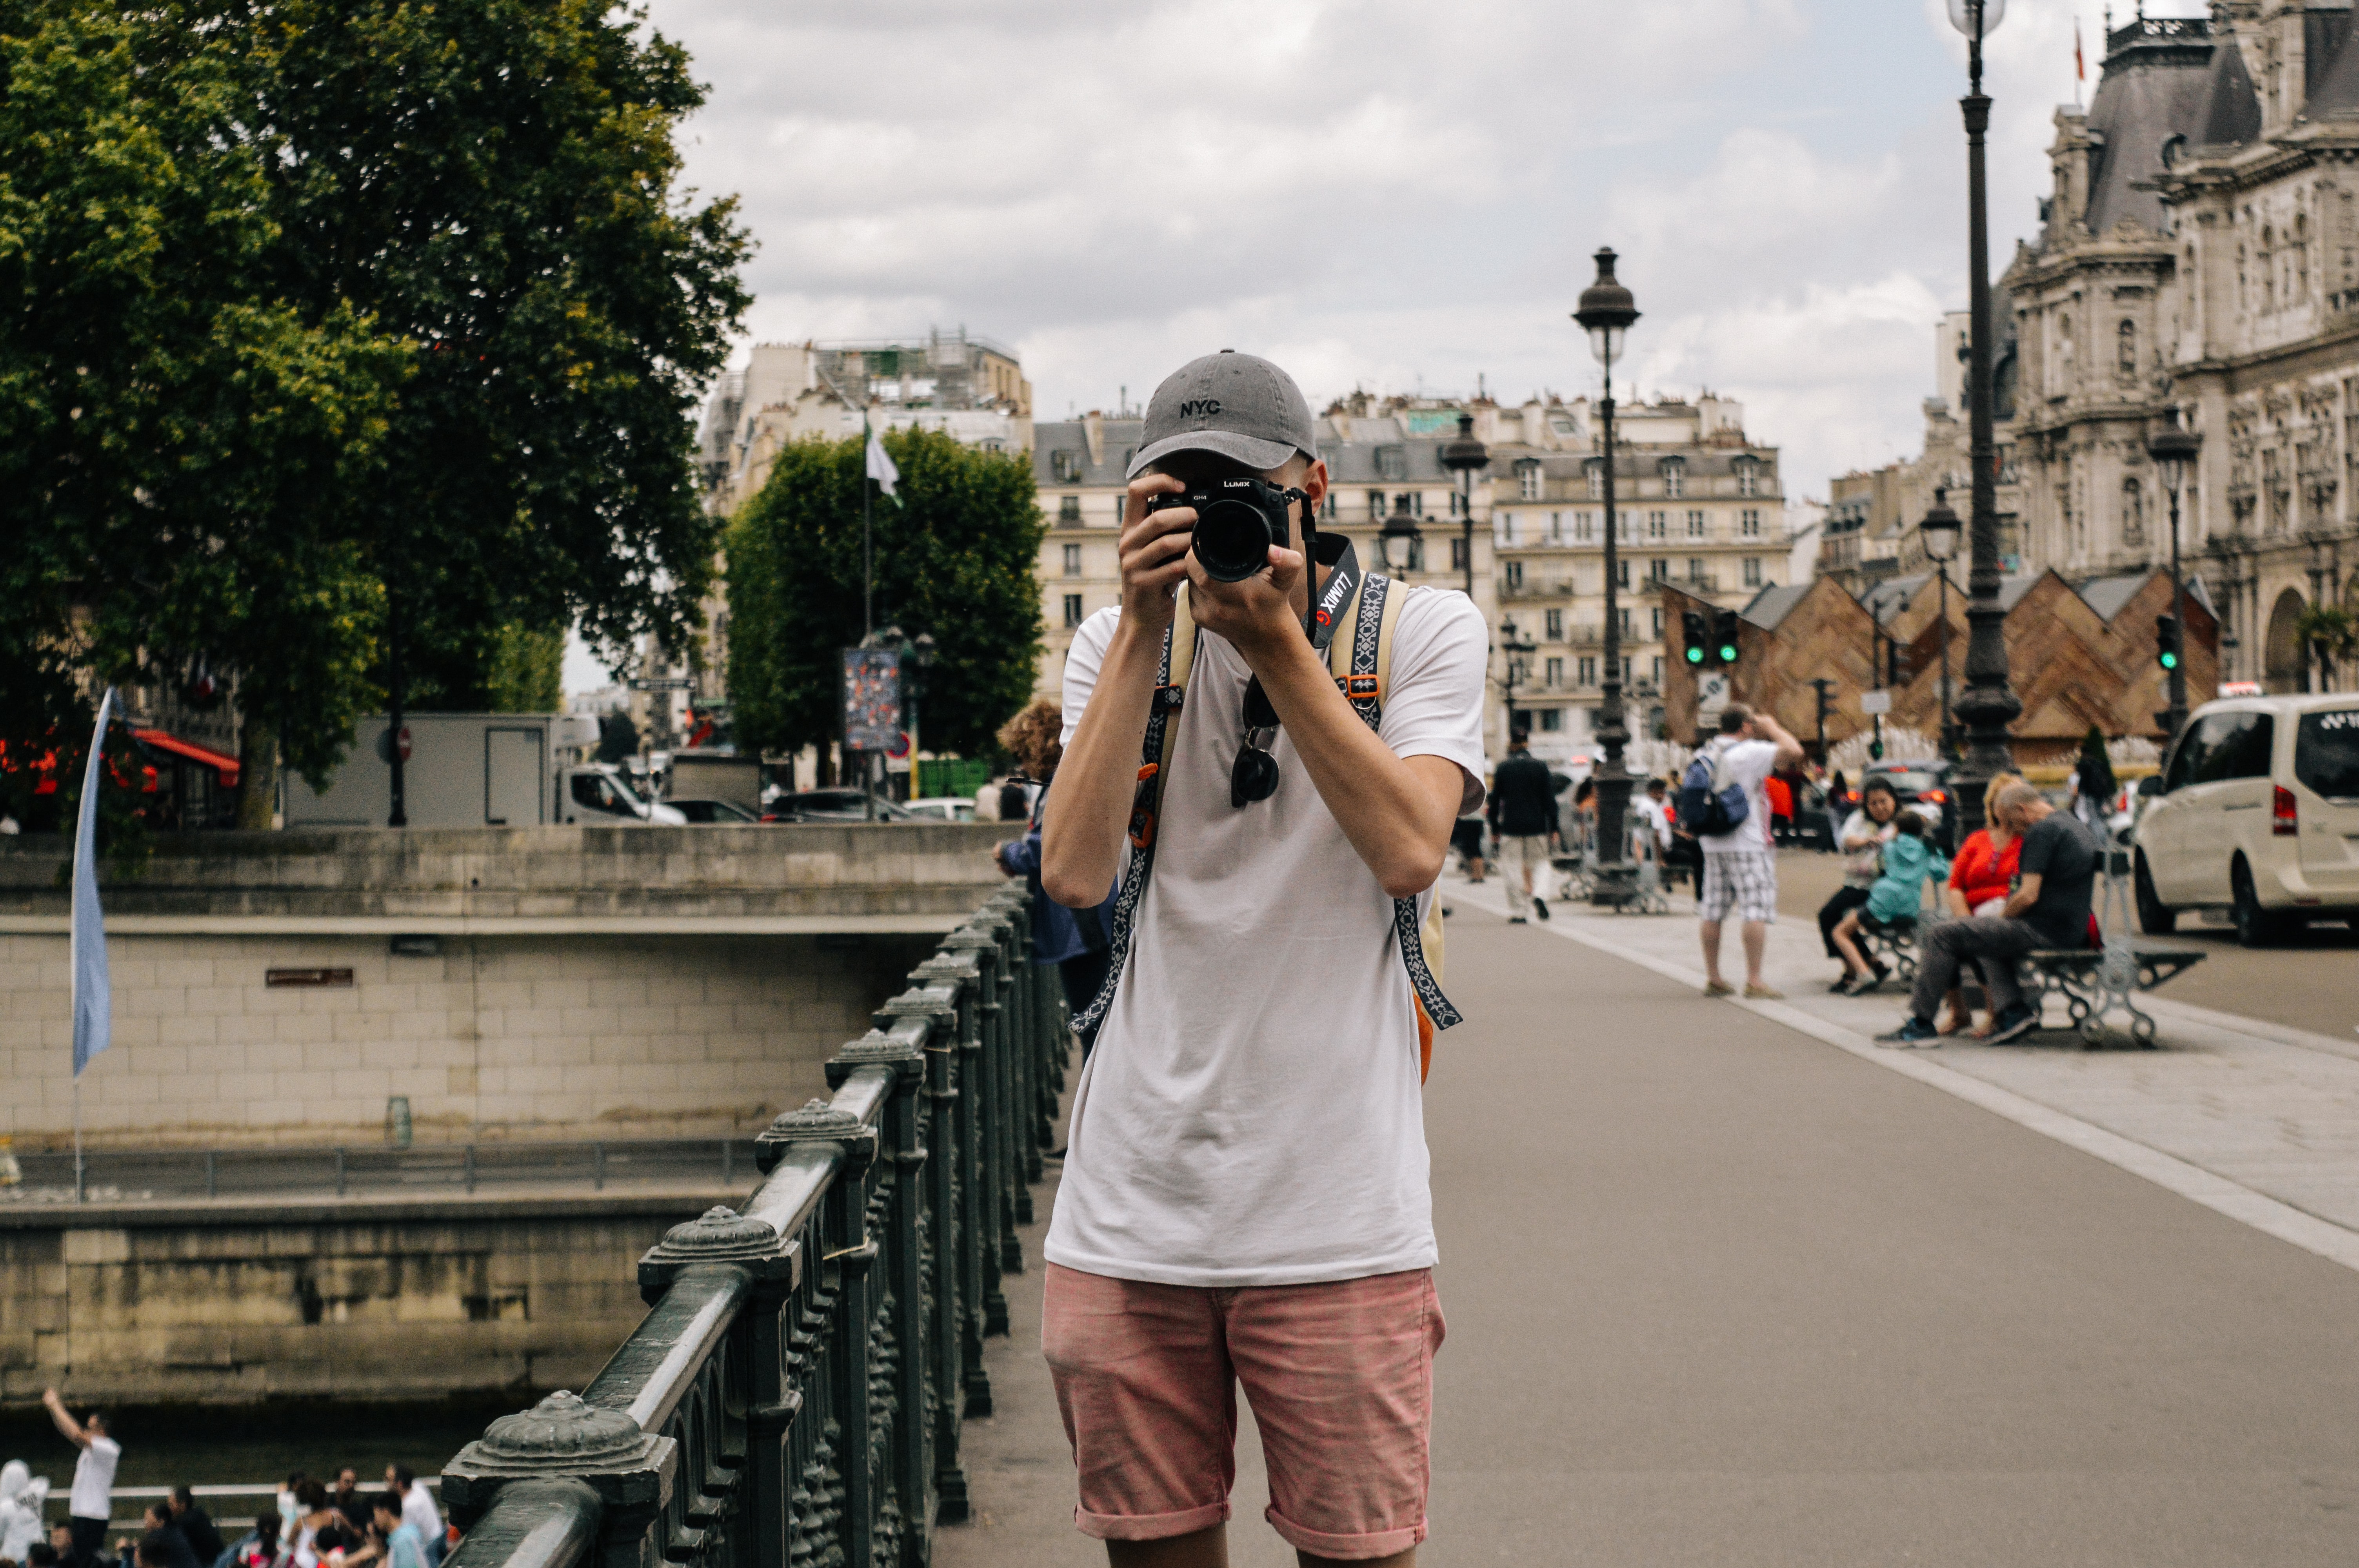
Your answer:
[437,889,1064,1568]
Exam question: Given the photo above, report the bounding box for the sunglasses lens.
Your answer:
[1230,744,1280,808]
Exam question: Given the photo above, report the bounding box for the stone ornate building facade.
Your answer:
[2007,5,2359,692]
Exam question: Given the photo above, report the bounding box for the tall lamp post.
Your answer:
[1919,489,1964,760]
[2146,411,2201,742]
[1441,414,1490,598]
[1499,616,1537,737]
[1947,0,2021,837]
[1574,247,1641,905]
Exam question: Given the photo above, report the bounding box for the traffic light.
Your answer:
[2155,614,2182,673]
[1713,610,1741,668]
[1682,610,1709,666]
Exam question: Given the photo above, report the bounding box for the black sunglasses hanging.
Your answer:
[1227,523,1361,809]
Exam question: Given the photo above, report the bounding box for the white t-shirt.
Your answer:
[69,1435,119,1519]
[1634,795,1673,850]
[1046,585,1488,1287]
[401,1485,441,1546]
[1699,737,1779,854]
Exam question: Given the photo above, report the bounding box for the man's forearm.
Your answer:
[1040,621,1163,907]
[1245,632,1456,898]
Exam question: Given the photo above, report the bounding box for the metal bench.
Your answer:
[2022,841,2205,1048]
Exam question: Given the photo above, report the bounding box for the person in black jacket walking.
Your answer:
[1487,730,1561,922]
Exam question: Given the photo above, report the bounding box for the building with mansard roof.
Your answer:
[2004,5,2359,693]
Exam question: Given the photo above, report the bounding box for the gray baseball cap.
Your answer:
[1125,350,1318,479]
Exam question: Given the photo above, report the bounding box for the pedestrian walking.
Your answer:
[1450,809,1487,881]
[0,1461,51,1568]
[1685,704,1805,999]
[1038,350,1483,1563]
[1879,783,2099,1046]
[384,1473,439,1568]
[42,1392,116,1568]
[993,699,1118,1065]
[1488,729,1559,922]
[2068,726,2115,837]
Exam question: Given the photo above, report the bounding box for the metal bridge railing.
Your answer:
[438,887,1065,1568]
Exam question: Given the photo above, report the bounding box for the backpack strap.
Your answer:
[1073,590,1192,1034]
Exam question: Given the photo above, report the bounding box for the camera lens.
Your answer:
[1192,497,1274,582]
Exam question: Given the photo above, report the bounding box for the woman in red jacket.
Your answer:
[1939,771,2026,1035]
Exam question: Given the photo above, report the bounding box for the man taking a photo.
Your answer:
[1040,350,1485,1566]
[1879,782,2097,1046]
[1487,728,1559,923]
[1693,704,1807,998]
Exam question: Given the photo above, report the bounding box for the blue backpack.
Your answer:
[1678,745,1751,838]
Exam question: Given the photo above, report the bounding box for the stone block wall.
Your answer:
[0,931,938,1149]
[0,1198,717,1403]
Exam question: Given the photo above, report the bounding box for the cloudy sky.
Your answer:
[572,0,2194,690]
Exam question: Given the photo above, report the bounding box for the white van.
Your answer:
[2132,692,2359,944]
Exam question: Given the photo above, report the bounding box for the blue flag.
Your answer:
[71,688,115,1078]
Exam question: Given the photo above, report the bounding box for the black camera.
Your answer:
[1147,477,1297,583]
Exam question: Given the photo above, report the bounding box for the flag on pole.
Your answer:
[2075,19,2086,86]
[865,421,900,499]
[71,688,116,1078]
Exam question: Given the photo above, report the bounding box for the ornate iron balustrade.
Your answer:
[438,887,1067,1568]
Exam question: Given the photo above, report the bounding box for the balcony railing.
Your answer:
[439,886,1065,1568]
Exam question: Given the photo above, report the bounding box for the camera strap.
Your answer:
[1072,561,1463,1041]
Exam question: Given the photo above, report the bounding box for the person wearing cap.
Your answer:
[1040,352,1485,1565]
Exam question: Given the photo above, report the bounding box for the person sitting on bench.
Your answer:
[1877,783,2097,1047]
[1829,809,1948,995]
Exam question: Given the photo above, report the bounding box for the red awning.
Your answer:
[134,728,240,786]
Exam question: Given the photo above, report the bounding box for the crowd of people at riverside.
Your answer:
[1,1396,447,1568]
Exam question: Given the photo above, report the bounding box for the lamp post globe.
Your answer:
[1379,509,1424,576]
[1572,247,1642,905]
[1946,0,2006,37]
[2146,410,2201,743]
[1440,412,1490,598]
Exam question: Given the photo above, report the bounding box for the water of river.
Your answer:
[0,1397,517,1525]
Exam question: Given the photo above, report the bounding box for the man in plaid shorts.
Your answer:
[1694,704,1805,998]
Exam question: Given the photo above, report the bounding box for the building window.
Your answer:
[1051,449,1083,482]
[1686,556,1705,581]
[1545,656,1564,687]
[1584,459,1604,499]
[1369,489,1387,518]
[1497,513,1520,546]
[1062,593,1084,628]
[1548,511,1563,542]
[1059,495,1081,524]
[1660,459,1685,498]
[1687,509,1706,537]
[1539,708,1564,732]
[1545,608,1564,640]
[1736,461,1759,498]
[1651,655,1665,686]
[1573,511,1596,542]
[1578,656,1598,685]
[1377,445,1407,480]
[1740,507,1762,537]
[1505,560,1525,590]
[1450,536,1469,571]
[1404,537,1425,572]
[1647,510,1667,539]
[2121,476,2145,546]
[1395,492,1423,517]
[1062,543,1081,575]
[1615,559,1630,589]
[1650,607,1664,636]
[1618,608,1634,641]
[1743,557,1763,586]
[1519,460,1545,501]
[1648,557,1668,581]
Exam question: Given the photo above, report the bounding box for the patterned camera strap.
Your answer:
[1073,573,1462,1034]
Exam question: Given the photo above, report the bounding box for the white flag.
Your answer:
[71,688,115,1078]
[865,423,899,498]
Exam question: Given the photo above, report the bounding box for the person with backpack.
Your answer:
[1682,704,1806,998]
[1039,350,1485,1565]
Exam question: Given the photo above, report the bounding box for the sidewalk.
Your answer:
[1449,869,2359,1271]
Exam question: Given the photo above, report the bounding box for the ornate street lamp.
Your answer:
[1499,616,1538,736]
[1440,413,1490,597]
[2146,410,2201,742]
[1379,506,1424,576]
[1919,490,1964,762]
[1574,247,1641,905]
[1947,0,2021,837]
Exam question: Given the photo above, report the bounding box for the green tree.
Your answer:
[727,428,1045,760]
[488,624,566,713]
[1,0,750,791]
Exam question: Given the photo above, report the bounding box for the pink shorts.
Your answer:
[1041,1262,1445,1559]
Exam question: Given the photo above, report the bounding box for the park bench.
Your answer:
[2022,841,2205,1048]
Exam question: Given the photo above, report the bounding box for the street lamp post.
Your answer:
[1947,0,2021,837]
[1499,617,1537,736]
[1919,490,1965,760]
[1441,413,1490,598]
[1574,247,1641,906]
[1379,506,1425,578]
[2146,411,2201,742]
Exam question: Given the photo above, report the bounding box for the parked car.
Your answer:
[2132,692,2359,944]
[665,797,761,824]
[761,789,914,823]
[904,797,978,822]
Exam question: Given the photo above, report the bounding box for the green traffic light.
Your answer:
[1717,644,1739,663]
[2159,651,2179,670]
[1685,646,1705,664]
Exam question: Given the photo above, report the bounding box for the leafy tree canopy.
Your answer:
[727,428,1045,760]
[0,0,749,785]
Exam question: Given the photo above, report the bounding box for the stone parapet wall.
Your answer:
[0,1195,725,1403]
[1,930,939,1149]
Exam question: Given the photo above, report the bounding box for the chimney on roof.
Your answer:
[1083,410,1105,468]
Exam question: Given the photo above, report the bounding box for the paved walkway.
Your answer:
[938,880,2359,1565]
